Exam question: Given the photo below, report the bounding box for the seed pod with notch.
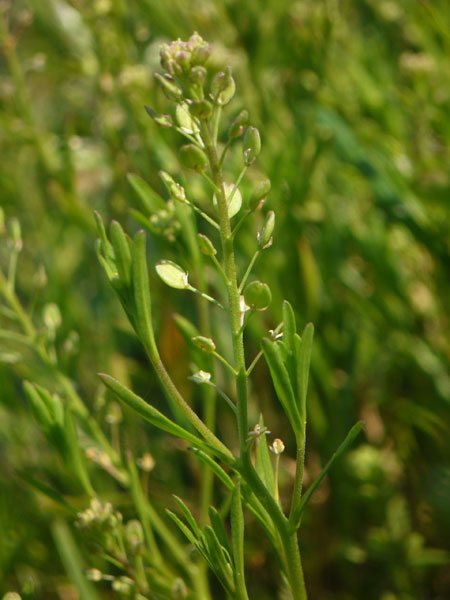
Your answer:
[257,210,275,249]
[228,109,249,140]
[179,144,208,171]
[155,260,189,289]
[154,73,182,100]
[159,171,186,203]
[144,106,173,128]
[243,126,261,165]
[211,66,235,105]
[189,99,213,119]
[244,281,272,311]
[197,233,217,257]
[192,336,216,353]
[248,178,271,211]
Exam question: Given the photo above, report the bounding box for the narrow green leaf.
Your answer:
[19,472,76,514]
[262,338,301,434]
[99,373,209,450]
[297,323,314,421]
[51,519,100,600]
[255,416,274,496]
[282,300,296,354]
[204,525,235,594]
[126,455,164,569]
[231,481,249,600]
[165,509,207,562]
[172,496,203,541]
[131,230,157,357]
[188,448,234,490]
[208,506,231,556]
[93,211,112,258]
[290,421,364,531]
[127,173,166,214]
[64,408,95,496]
[110,221,132,285]
[95,239,115,281]
[23,380,53,434]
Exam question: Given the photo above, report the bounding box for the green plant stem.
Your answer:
[200,122,308,600]
[283,531,307,600]
[289,441,306,523]
[238,251,260,293]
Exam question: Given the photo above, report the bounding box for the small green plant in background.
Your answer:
[91,33,363,599]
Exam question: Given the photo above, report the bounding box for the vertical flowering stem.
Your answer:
[199,121,308,600]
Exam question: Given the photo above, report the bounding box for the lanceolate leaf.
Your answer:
[231,481,249,600]
[109,221,132,285]
[172,496,203,541]
[98,374,209,451]
[131,231,157,357]
[296,323,314,421]
[290,421,364,531]
[127,173,166,214]
[188,448,234,490]
[255,416,274,496]
[262,338,301,435]
[282,300,296,354]
[208,506,231,556]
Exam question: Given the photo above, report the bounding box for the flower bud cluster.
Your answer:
[160,32,211,77]
[76,497,122,531]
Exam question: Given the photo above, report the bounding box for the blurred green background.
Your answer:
[1,0,449,598]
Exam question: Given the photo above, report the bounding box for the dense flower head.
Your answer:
[160,32,211,76]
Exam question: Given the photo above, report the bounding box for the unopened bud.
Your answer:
[248,178,271,211]
[228,109,248,140]
[43,303,62,331]
[125,520,144,553]
[192,336,216,353]
[243,126,261,165]
[137,452,155,472]
[197,233,217,257]
[189,65,207,86]
[189,370,211,384]
[244,281,272,311]
[257,210,275,249]
[179,144,208,171]
[112,576,134,594]
[86,568,103,582]
[270,438,285,455]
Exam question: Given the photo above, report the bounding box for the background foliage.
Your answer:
[1,0,449,598]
